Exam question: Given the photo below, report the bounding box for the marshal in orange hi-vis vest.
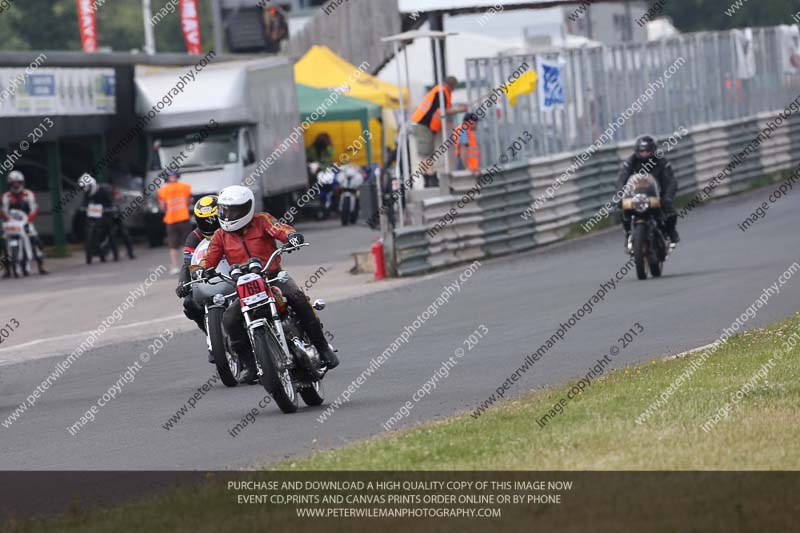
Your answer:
[454,124,480,172]
[157,182,192,224]
[411,84,452,133]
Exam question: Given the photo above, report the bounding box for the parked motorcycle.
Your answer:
[197,242,328,413]
[2,209,33,278]
[84,203,119,264]
[316,167,338,220]
[338,164,364,226]
[622,174,670,280]
[182,240,239,387]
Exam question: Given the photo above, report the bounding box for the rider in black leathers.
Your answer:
[79,174,136,260]
[616,135,680,248]
[175,196,221,340]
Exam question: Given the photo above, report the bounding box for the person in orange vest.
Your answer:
[410,75,466,187]
[157,168,193,275]
[454,113,480,173]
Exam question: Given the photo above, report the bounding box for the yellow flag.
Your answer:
[506,70,538,107]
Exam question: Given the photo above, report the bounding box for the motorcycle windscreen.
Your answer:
[624,174,660,198]
[191,239,231,276]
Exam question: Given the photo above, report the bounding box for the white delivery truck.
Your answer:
[135,57,307,245]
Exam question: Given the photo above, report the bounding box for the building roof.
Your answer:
[0,50,250,68]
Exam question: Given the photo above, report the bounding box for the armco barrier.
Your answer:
[393,111,800,276]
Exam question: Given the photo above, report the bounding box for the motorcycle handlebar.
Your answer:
[191,242,310,286]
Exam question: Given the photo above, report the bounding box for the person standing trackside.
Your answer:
[453,113,481,173]
[157,169,192,275]
[410,76,467,187]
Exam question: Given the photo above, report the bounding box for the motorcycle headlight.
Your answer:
[632,194,650,213]
[146,193,159,214]
[212,294,226,306]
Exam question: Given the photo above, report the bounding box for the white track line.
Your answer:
[0,314,184,355]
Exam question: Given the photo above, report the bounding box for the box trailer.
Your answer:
[135,57,307,244]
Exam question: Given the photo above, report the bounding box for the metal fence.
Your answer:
[394,110,800,276]
[466,26,800,168]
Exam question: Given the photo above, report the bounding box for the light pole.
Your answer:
[142,0,156,55]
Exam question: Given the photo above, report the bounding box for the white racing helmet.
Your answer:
[7,170,24,192]
[78,173,99,196]
[218,185,255,232]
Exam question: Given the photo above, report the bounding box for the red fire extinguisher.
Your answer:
[372,239,386,280]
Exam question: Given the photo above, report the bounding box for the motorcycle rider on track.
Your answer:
[616,135,680,251]
[175,195,221,338]
[198,185,339,383]
[1,170,48,276]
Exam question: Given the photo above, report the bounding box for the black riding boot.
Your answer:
[664,214,680,244]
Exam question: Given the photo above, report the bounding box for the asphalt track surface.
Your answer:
[1,187,798,471]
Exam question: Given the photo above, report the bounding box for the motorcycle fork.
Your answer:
[244,301,292,373]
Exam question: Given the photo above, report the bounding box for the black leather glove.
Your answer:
[288,232,304,247]
[175,284,191,298]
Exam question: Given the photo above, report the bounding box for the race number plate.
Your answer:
[2,222,23,235]
[87,203,104,219]
[237,273,269,307]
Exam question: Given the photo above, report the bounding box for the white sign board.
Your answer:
[0,68,116,117]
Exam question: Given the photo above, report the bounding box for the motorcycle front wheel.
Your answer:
[633,224,648,280]
[252,326,298,413]
[207,307,238,387]
[340,196,351,226]
[300,379,325,407]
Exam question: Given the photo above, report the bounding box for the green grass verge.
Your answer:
[9,314,800,532]
[285,313,800,471]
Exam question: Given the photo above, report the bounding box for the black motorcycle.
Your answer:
[84,203,119,264]
[622,174,669,280]
[181,244,240,387]
[197,243,329,413]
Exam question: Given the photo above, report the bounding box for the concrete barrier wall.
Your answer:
[394,112,800,276]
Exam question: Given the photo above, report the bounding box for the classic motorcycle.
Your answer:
[2,209,33,277]
[84,202,119,264]
[182,239,239,387]
[197,242,329,413]
[622,173,670,280]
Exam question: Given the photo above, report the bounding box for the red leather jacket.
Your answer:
[1,189,38,221]
[202,213,295,273]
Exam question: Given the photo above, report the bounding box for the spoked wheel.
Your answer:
[252,327,298,413]
[300,379,325,407]
[207,307,238,387]
[633,224,648,280]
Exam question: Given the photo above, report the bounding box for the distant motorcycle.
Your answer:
[84,203,119,264]
[182,240,239,387]
[316,167,338,220]
[197,242,329,413]
[622,173,670,280]
[338,164,364,226]
[2,209,33,277]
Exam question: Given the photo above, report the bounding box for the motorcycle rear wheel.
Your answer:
[207,307,237,387]
[633,224,648,280]
[253,327,298,413]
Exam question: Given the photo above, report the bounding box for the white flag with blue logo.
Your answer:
[537,58,566,110]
